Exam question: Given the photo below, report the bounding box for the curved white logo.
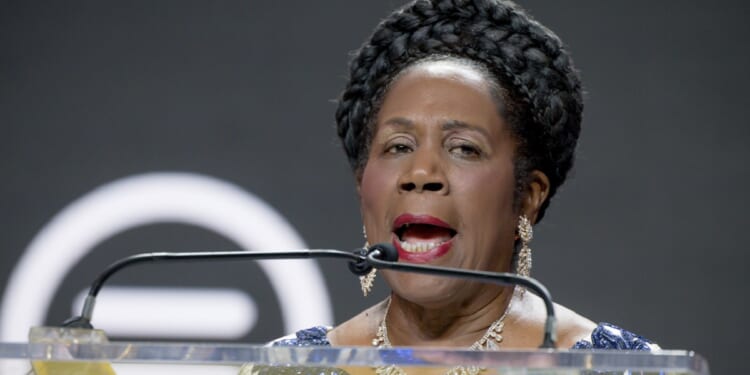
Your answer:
[0,172,333,341]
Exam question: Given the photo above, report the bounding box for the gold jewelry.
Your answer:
[516,215,532,278]
[515,215,533,297]
[373,297,511,375]
[360,226,377,297]
[360,266,377,296]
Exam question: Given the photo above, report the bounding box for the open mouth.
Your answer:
[393,216,457,254]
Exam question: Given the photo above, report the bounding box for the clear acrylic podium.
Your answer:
[0,327,710,374]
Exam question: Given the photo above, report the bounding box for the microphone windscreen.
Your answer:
[370,243,399,262]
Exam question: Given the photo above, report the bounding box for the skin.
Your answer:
[327,59,595,349]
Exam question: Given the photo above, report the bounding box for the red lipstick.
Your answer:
[391,214,455,263]
[392,214,452,231]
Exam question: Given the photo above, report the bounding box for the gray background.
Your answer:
[1,0,748,373]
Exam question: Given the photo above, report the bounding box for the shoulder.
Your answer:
[538,296,659,350]
[505,291,597,348]
[269,325,332,347]
[554,301,599,348]
[270,299,388,347]
[506,292,657,350]
[572,322,660,351]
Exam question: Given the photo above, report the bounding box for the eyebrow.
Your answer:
[441,119,491,138]
[383,117,415,128]
[382,117,490,138]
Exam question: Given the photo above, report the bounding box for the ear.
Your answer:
[355,176,363,199]
[356,175,365,221]
[521,170,550,224]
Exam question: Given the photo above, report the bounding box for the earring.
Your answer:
[360,226,377,297]
[516,215,533,278]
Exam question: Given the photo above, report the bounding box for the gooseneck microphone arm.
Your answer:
[63,248,370,329]
[63,242,557,349]
[366,243,558,349]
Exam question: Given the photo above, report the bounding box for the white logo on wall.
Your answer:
[0,172,333,341]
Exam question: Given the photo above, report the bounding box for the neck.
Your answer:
[383,286,514,347]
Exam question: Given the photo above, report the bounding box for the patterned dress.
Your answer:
[272,322,658,350]
[239,323,657,375]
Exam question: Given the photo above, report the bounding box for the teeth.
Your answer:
[398,240,446,253]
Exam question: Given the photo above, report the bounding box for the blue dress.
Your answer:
[272,322,657,350]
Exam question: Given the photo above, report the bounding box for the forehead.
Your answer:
[376,59,506,135]
[403,59,491,88]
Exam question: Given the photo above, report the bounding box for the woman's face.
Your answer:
[359,60,521,306]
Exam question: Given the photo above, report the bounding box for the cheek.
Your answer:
[452,163,516,222]
[453,165,517,269]
[359,163,383,207]
[359,161,394,225]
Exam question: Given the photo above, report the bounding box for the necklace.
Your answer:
[372,297,512,375]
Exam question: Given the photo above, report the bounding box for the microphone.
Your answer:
[365,243,558,349]
[63,247,370,329]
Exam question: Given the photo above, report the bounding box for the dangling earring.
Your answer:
[516,215,533,278]
[360,226,377,297]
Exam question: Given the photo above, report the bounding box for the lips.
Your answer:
[392,214,457,263]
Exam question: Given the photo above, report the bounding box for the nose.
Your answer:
[398,148,449,194]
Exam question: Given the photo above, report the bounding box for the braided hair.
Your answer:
[336,0,582,222]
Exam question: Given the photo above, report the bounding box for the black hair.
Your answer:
[336,0,583,222]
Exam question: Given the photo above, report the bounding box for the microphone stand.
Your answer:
[62,243,557,348]
[63,249,368,329]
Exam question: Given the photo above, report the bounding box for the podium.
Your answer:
[0,328,709,375]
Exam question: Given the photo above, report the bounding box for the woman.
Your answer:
[277,0,657,351]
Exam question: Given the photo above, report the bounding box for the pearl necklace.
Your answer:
[372,297,512,375]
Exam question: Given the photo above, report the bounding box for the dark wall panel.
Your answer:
[1,1,747,373]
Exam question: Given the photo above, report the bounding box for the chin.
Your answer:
[384,271,473,307]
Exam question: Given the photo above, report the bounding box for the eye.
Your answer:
[448,142,482,159]
[385,143,413,154]
[383,136,415,155]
